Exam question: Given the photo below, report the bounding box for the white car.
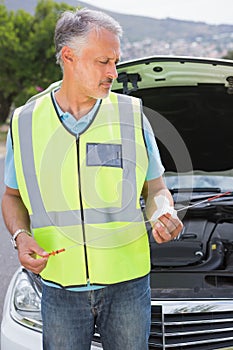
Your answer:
[2,55,233,350]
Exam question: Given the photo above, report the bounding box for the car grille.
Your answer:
[150,301,233,349]
[92,300,233,349]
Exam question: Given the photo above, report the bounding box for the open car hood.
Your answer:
[112,56,233,173]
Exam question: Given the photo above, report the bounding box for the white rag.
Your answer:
[150,194,178,222]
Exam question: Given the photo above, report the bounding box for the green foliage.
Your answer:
[223,50,233,60]
[0,0,75,122]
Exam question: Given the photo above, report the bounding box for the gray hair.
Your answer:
[54,8,123,68]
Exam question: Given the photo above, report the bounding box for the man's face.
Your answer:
[71,28,121,100]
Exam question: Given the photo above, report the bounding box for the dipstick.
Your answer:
[48,248,66,256]
[176,190,232,212]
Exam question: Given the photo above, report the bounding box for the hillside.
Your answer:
[3,0,233,59]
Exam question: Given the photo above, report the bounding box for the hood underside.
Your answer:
[112,56,233,173]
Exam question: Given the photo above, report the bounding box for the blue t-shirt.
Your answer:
[4,91,164,292]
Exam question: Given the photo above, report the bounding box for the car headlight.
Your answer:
[10,269,42,332]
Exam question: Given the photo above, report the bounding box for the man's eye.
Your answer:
[99,60,108,64]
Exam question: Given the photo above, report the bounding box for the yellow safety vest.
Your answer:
[12,91,150,287]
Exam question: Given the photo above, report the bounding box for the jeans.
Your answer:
[41,274,151,350]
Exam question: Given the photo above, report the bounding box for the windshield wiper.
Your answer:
[171,187,221,194]
[172,188,222,205]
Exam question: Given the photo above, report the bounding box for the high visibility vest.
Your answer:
[12,91,150,287]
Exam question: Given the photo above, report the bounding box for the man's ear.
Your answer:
[61,46,76,65]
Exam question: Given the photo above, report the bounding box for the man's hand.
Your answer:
[142,177,183,244]
[16,232,49,274]
[2,186,49,274]
[152,213,183,244]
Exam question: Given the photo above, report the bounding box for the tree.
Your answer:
[223,51,233,60]
[0,3,20,123]
[0,0,74,123]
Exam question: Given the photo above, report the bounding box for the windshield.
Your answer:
[164,170,233,192]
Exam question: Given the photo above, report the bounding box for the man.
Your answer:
[2,8,183,350]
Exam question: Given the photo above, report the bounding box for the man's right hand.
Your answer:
[16,232,49,274]
[2,186,49,274]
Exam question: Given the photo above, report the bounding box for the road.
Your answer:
[0,156,20,323]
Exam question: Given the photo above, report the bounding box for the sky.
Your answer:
[83,0,233,25]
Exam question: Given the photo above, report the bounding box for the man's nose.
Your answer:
[107,64,118,80]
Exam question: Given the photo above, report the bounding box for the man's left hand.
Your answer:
[152,213,183,243]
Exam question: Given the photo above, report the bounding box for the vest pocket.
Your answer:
[86,143,122,168]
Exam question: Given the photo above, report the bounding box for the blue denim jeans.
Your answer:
[41,274,151,350]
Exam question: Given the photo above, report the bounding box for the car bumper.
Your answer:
[2,314,102,350]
